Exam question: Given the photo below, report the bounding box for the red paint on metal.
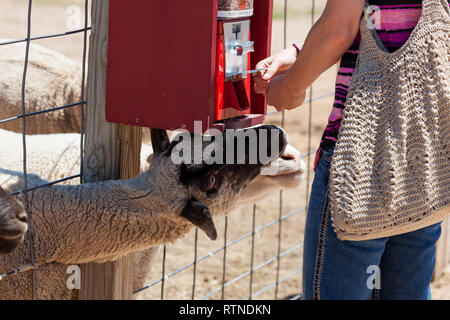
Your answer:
[105,0,273,133]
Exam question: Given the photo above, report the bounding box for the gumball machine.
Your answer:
[105,0,273,133]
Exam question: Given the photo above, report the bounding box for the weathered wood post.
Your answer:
[80,0,141,299]
[434,219,450,280]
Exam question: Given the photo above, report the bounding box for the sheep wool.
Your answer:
[329,0,450,241]
[0,129,304,299]
[0,39,82,134]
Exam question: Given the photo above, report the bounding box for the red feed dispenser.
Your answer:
[105,0,273,133]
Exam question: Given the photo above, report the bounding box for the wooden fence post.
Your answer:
[434,219,450,280]
[80,0,141,300]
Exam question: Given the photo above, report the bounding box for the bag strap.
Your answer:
[364,0,370,17]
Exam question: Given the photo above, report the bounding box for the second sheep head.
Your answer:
[149,126,288,240]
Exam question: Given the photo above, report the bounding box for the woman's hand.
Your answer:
[254,0,365,112]
[254,46,298,95]
[266,71,306,112]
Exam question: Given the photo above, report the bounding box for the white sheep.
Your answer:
[0,41,306,298]
[0,39,82,134]
[0,127,305,299]
[0,186,28,254]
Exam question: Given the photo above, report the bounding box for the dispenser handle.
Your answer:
[235,41,254,56]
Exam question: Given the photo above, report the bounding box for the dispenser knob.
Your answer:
[235,41,254,56]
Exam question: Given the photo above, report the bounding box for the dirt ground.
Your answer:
[1,0,449,300]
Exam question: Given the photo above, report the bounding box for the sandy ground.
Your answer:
[0,0,449,300]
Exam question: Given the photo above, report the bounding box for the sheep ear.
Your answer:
[181,198,217,240]
[150,129,171,154]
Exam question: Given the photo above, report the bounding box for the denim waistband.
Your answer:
[320,144,335,163]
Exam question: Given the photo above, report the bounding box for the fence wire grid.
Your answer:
[134,0,334,301]
[0,0,336,300]
[0,0,90,298]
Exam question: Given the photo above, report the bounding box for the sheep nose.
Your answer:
[260,125,288,155]
[277,127,288,154]
[17,210,27,223]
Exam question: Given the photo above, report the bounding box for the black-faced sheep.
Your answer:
[0,42,306,299]
[0,126,306,299]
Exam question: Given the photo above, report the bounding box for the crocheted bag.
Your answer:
[329,0,450,241]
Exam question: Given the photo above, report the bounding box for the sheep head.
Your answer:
[235,144,306,207]
[0,187,28,253]
[149,126,288,240]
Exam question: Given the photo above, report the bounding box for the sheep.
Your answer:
[0,39,82,134]
[0,126,305,299]
[0,186,28,254]
[0,42,306,297]
[132,141,305,293]
[0,128,304,295]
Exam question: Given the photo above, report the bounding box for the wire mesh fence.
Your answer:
[0,0,90,297]
[0,0,336,300]
[133,0,336,301]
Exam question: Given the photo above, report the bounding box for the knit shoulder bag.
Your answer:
[329,0,450,241]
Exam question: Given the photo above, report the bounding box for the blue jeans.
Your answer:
[302,145,442,300]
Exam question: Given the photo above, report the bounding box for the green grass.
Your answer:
[273,5,299,20]
[272,4,322,20]
[32,0,85,7]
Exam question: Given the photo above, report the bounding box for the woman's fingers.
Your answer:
[256,57,274,79]
[254,82,268,95]
[254,73,269,87]
[256,56,273,70]
[262,59,283,80]
[254,70,270,94]
[254,50,294,95]
[266,73,306,112]
[257,56,280,81]
[254,86,267,95]
[262,47,298,81]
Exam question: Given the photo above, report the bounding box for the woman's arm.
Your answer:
[255,0,365,111]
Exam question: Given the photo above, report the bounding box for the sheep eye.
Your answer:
[208,175,216,188]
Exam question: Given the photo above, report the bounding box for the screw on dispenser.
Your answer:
[213,0,272,122]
